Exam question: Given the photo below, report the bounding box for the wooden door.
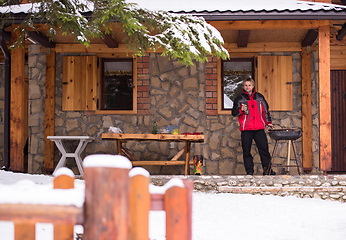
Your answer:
[331,70,346,172]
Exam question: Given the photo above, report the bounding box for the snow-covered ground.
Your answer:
[1,170,346,240]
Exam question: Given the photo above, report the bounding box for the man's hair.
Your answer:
[242,77,255,87]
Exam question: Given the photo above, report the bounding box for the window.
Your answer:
[221,58,254,110]
[216,55,292,114]
[101,59,133,110]
[62,56,138,114]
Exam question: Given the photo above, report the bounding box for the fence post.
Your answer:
[14,222,35,240]
[83,154,132,240]
[129,168,150,240]
[164,180,190,240]
[53,168,75,240]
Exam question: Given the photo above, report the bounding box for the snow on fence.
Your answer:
[0,155,193,240]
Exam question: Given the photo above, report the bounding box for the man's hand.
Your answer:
[241,104,248,112]
[268,123,274,129]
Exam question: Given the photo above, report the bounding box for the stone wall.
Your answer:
[24,49,321,175]
[28,45,46,173]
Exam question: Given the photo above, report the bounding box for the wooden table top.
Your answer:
[102,133,204,142]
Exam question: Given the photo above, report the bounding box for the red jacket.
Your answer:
[232,90,272,131]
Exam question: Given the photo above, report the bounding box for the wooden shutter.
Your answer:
[257,55,292,111]
[62,56,98,111]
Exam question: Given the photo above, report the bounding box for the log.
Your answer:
[54,172,75,240]
[83,155,132,240]
[130,174,150,240]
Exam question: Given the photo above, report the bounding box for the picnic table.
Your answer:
[101,133,204,175]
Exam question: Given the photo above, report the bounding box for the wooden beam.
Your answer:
[44,49,56,172]
[208,20,329,31]
[224,42,302,53]
[301,47,313,171]
[10,29,26,172]
[302,29,318,47]
[102,33,119,48]
[318,23,332,172]
[27,31,56,48]
[237,30,250,48]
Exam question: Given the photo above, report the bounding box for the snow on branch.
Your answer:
[0,0,229,64]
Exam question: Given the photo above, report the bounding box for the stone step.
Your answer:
[150,174,346,202]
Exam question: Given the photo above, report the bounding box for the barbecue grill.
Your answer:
[267,128,303,175]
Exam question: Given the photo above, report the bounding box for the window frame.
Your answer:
[217,57,255,115]
[96,57,137,115]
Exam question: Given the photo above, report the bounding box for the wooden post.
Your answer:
[53,168,75,240]
[10,28,26,172]
[14,222,35,240]
[129,170,150,240]
[83,155,132,240]
[318,24,332,172]
[165,186,189,240]
[45,49,56,172]
[301,47,313,171]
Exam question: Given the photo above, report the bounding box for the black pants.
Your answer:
[241,130,271,174]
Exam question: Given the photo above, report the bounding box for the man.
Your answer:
[232,77,276,175]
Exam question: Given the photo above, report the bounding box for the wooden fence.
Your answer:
[0,155,193,240]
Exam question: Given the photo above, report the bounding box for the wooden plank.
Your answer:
[318,24,332,172]
[0,204,83,224]
[209,20,329,31]
[301,47,313,171]
[131,161,194,166]
[130,174,150,240]
[10,29,26,172]
[73,56,82,110]
[85,56,98,110]
[44,50,56,172]
[102,133,204,142]
[55,44,129,53]
[331,59,346,70]
[62,56,73,111]
[224,42,302,53]
[170,148,185,161]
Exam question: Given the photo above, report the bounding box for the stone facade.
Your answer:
[1,44,321,175]
[28,45,46,173]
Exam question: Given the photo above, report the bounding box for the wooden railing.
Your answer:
[0,155,193,240]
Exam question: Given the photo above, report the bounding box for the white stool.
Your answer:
[47,136,95,176]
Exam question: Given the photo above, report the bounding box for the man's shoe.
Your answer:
[263,167,276,175]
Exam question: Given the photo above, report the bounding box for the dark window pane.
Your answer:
[222,59,253,110]
[102,59,133,110]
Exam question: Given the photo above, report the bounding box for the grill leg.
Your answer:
[291,140,303,175]
[268,140,279,174]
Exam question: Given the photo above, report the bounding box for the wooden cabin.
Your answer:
[1,0,346,175]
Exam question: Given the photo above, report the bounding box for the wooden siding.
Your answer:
[331,46,346,70]
[257,55,293,111]
[62,56,98,111]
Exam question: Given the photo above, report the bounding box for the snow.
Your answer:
[83,154,132,169]
[149,178,185,194]
[129,167,150,178]
[129,0,346,12]
[53,167,75,178]
[1,170,346,240]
